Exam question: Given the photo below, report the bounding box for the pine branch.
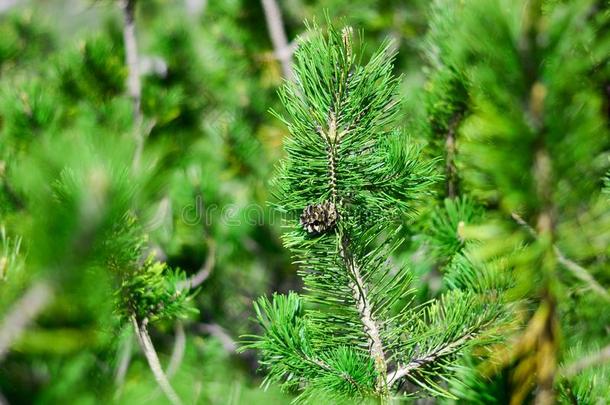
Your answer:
[522,8,558,398]
[120,0,144,171]
[252,22,453,401]
[561,344,610,378]
[291,345,367,398]
[529,100,557,405]
[131,316,182,405]
[260,0,293,80]
[282,343,367,396]
[511,213,609,301]
[387,332,473,387]
[317,79,389,392]
[242,292,378,398]
[0,281,53,361]
[319,112,340,203]
[321,102,388,385]
[553,247,609,301]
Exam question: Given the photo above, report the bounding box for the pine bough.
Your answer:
[242,23,508,403]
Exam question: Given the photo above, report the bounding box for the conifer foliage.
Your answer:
[242,22,510,403]
[0,1,608,403]
[421,0,610,403]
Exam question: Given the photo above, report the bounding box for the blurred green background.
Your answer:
[0,0,430,403]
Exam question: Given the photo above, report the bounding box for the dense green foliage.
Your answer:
[0,0,608,404]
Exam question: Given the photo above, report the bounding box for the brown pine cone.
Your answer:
[300,201,338,234]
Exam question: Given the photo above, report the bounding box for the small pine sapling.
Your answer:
[242,22,509,403]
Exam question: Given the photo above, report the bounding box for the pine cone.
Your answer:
[300,201,338,234]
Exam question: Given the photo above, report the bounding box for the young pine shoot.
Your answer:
[242,23,508,404]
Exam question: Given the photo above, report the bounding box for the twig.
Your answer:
[511,212,539,238]
[166,322,186,378]
[131,316,182,405]
[176,239,216,290]
[260,0,294,80]
[511,213,609,301]
[256,35,306,64]
[562,344,610,378]
[0,281,53,361]
[168,237,215,378]
[120,0,144,171]
[198,323,236,353]
[553,247,610,301]
[386,333,473,387]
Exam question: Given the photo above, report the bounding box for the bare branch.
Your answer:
[511,212,538,238]
[120,0,145,171]
[257,34,307,64]
[260,0,294,80]
[132,317,182,405]
[176,238,216,290]
[0,281,53,361]
[553,246,610,301]
[166,322,186,378]
[198,323,236,353]
[562,344,610,378]
[511,213,609,301]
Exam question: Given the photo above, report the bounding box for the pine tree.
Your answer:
[422,0,610,403]
[242,21,511,403]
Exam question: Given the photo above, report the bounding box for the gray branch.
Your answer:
[511,213,609,301]
[198,323,236,353]
[260,0,294,80]
[0,281,53,361]
[120,0,144,171]
[562,343,610,378]
[132,317,182,405]
[176,238,216,290]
